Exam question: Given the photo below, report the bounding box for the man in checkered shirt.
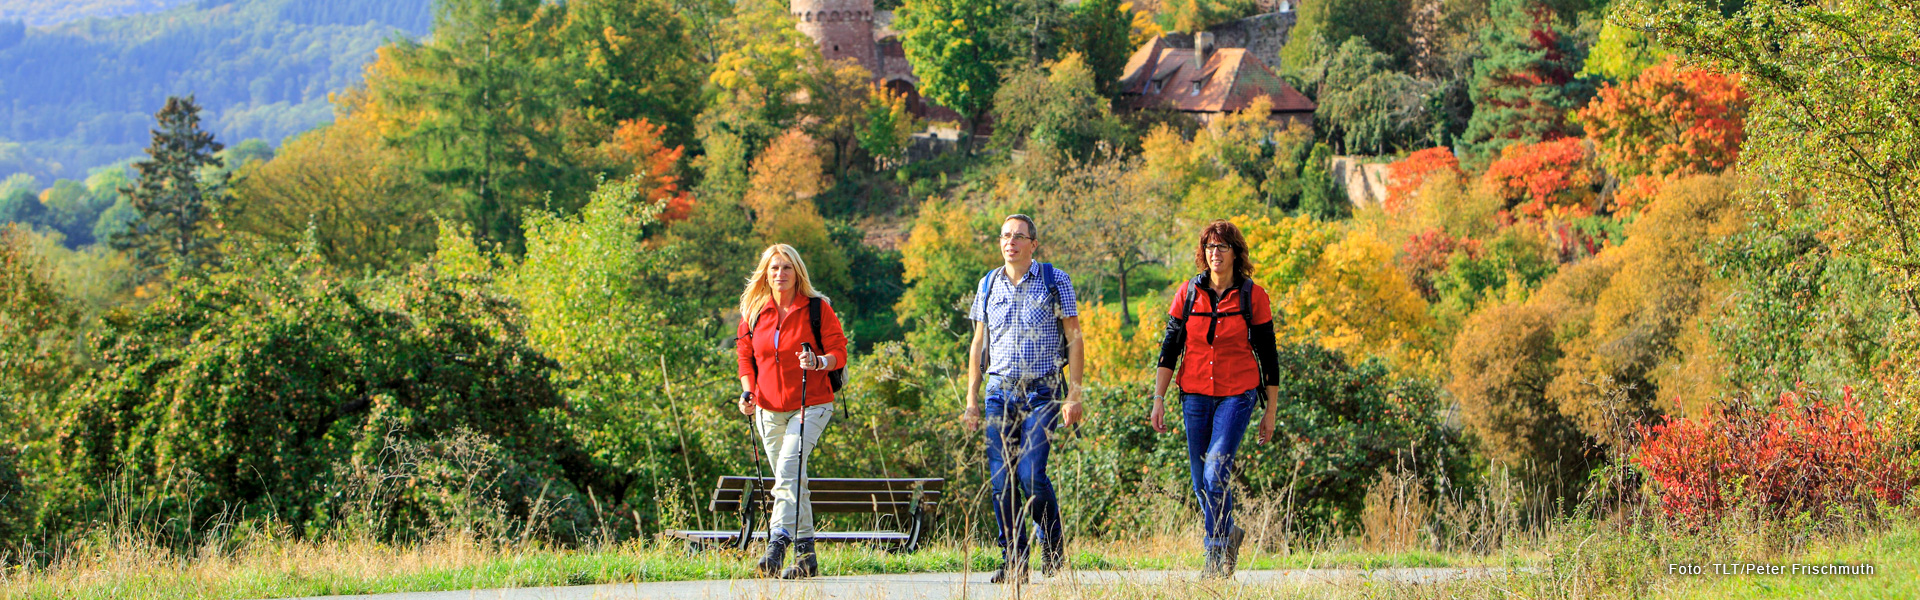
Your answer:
[961,214,1088,584]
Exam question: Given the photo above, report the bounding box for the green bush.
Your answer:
[55,251,590,544]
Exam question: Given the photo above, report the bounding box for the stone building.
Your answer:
[789,0,951,119]
[1118,31,1316,126]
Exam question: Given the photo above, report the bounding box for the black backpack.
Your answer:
[744,297,846,392]
[1181,273,1257,348]
[977,263,1068,373]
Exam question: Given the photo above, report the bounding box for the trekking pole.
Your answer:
[795,342,814,547]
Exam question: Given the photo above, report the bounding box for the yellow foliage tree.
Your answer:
[1079,301,1162,388]
[229,85,444,272]
[1236,215,1435,373]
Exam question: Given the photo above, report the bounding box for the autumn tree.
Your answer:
[598,118,694,223]
[112,95,229,275]
[1041,153,1170,325]
[1446,300,1594,486]
[1481,137,1600,219]
[559,0,706,151]
[895,193,997,366]
[859,85,919,170]
[743,130,849,292]
[697,0,822,200]
[1579,57,1748,212]
[229,89,443,273]
[897,0,1016,140]
[1458,0,1592,166]
[1383,146,1460,214]
[1549,174,1742,429]
[806,59,879,179]
[1616,0,1920,323]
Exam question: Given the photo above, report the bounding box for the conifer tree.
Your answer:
[1458,0,1592,167]
[111,95,228,274]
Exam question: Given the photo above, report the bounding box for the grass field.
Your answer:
[1,515,1909,600]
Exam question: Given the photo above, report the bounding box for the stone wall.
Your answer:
[1161,10,1299,66]
[1330,156,1392,210]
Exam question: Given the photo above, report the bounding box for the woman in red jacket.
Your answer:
[1149,220,1280,579]
[734,243,848,579]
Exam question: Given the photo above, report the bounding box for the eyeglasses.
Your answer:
[999,233,1035,242]
[1205,244,1233,253]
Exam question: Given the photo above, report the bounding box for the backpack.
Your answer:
[977,263,1068,373]
[1181,273,1261,371]
[744,297,846,392]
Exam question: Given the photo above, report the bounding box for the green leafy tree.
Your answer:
[560,0,706,151]
[990,53,1120,159]
[1061,0,1133,97]
[375,0,591,253]
[897,0,1017,139]
[111,95,229,275]
[1457,0,1593,166]
[858,85,919,170]
[1317,37,1432,154]
[1278,0,1416,91]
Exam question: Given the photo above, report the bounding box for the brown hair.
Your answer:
[1192,220,1253,284]
[1003,214,1039,239]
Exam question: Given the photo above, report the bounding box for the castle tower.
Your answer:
[792,0,878,77]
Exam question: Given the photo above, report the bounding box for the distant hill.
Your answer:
[0,0,198,27]
[0,0,433,182]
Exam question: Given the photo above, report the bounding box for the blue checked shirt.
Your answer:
[968,262,1079,381]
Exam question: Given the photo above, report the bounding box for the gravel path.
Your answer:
[279,567,1519,599]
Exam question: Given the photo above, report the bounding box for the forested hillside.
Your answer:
[0,0,196,27]
[0,0,432,182]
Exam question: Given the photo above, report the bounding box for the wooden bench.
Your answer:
[665,476,943,553]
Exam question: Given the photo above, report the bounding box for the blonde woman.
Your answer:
[734,244,848,579]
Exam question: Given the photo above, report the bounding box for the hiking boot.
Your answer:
[989,561,1029,584]
[756,534,790,578]
[1222,524,1246,577]
[780,538,818,579]
[1200,545,1227,579]
[1040,544,1067,577]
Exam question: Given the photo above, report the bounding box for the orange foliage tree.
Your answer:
[1482,137,1600,219]
[1384,147,1461,214]
[1580,57,1748,211]
[601,118,694,222]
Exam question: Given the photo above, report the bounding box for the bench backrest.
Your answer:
[709,477,944,515]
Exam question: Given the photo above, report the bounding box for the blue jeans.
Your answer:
[984,375,1065,566]
[1183,389,1256,548]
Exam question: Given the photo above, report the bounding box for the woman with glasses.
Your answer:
[735,244,848,579]
[1148,220,1280,579]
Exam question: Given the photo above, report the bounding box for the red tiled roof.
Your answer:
[1118,38,1315,115]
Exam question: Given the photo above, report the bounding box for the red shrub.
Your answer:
[1398,228,1479,299]
[1385,147,1462,214]
[1635,387,1917,527]
[1482,138,1599,219]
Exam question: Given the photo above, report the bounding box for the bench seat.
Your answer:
[664,476,943,553]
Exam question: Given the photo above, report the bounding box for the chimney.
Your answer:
[1195,31,1215,69]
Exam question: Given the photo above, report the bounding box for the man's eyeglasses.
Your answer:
[999,233,1035,242]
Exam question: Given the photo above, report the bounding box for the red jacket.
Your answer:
[1167,281,1273,396]
[736,294,848,411]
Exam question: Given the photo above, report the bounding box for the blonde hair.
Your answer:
[738,244,828,319]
